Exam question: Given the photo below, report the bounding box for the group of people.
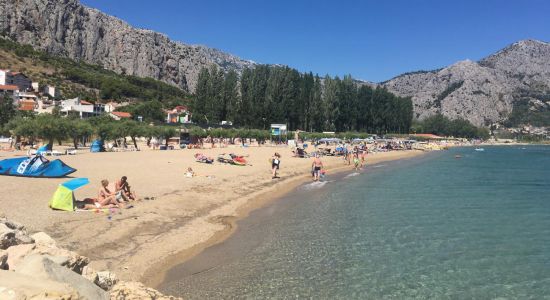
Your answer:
[92,176,137,209]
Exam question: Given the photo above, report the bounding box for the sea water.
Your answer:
[160,146,550,299]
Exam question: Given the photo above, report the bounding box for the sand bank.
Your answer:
[0,144,425,289]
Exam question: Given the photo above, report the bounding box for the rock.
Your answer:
[0,223,16,250]
[96,271,118,291]
[32,243,90,274]
[0,270,80,299]
[0,250,7,270]
[5,243,35,270]
[82,265,99,283]
[16,254,108,300]
[2,219,25,231]
[31,231,57,248]
[110,281,180,300]
[14,230,34,245]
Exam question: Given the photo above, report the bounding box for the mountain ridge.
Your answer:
[0,0,255,92]
[381,39,550,126]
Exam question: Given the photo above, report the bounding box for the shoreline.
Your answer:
[142,149,428,289]
[0,145,427,297]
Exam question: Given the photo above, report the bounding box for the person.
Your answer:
[271,152,281,179]
[353,152,360,170]
[312,154,323,181]
[98,179,123,208]
[185,167,195,178]
[115,176,137,201]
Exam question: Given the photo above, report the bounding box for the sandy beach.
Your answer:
[0,144,425,289]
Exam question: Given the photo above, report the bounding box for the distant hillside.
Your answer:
[382,40,550,127]
[1,0,255,92]
[0,37,188,105]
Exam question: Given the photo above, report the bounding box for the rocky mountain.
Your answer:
[382,39,550,127]
[0,0,255,92]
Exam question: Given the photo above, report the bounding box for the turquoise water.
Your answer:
[160,146,550,299]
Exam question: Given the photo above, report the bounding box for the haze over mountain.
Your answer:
[1,0,549,127]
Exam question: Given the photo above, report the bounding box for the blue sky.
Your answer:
[81,0,550,82]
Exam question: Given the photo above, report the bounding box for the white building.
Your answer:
[0,70,9,85]
[43,85,57,97]
[60,98,105,119]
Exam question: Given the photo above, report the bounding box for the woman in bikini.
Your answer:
[98,179,123,208]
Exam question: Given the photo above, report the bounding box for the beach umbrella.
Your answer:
[49,178,90,211]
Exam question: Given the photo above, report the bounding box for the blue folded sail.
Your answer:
[0,155,76,178]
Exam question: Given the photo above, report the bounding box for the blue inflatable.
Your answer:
[0,155,76,178]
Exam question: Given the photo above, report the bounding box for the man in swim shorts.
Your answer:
[312,154,323,181]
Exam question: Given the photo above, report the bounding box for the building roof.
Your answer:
[111,111,132,118]
[0,84,19,91]
[18,100,36,111]
[80,100,93,105]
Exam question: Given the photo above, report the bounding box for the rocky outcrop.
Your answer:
[382,39,550,126]
[0,217,179,300]
[1,0,255,92]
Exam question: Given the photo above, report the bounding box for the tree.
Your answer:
[67,120,93,149]
[0,94,17,130]
[158,126,178,147]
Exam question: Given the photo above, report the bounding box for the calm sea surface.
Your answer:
[160,146,550,299]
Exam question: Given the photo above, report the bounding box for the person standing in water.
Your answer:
[271,152,281,179]
[312,154,324,181]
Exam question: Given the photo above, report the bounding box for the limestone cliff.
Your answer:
[0,0,254,92]
[382,40,550,126]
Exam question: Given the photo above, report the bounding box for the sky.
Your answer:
[81,0,550,83]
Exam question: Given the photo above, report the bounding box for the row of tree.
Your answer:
[412,114,490,139]
[2,113,179,150]
[191,65,414,134]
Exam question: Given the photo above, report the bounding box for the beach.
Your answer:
[0,144,425,289]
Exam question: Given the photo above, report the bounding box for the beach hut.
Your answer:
[49,178,89,211]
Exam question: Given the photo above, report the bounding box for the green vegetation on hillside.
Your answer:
[0,36,188,105]
[192,65,414,133]
[412,114,489,139]
[504,90,550,127]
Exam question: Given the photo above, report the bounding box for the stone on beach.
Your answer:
[31,231,57,247]
[15,254,108,300]
[0,249,7,270]
[110,281,181,300]
[96,270,119,290]
[0,270,80,299]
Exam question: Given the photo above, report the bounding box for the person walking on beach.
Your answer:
[271,152,281,179]
[312,154,324,181]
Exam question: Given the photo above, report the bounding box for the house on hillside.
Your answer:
[43,85,57,98]
[17,100,37,112]
[0,70,32,91]
[0,84,19,99]
[10,72,32,91]
[166,106,191,124]
[109,111,132,120]
[60,98,105,118]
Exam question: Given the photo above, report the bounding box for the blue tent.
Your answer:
[0,155,76,178]
[90,140,103,152]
